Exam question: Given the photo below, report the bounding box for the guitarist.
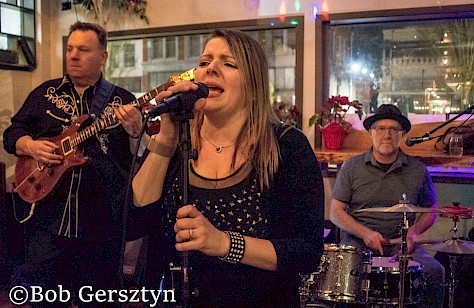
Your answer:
[3,22,143,306]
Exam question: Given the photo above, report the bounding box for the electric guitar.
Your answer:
[15,68,195,204]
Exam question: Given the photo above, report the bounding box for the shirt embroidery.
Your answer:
[45,86,78,119]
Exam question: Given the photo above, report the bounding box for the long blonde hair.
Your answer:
[192,29,281,190]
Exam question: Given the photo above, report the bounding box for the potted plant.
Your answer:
[309,95,363,150]
[79,0,149,25]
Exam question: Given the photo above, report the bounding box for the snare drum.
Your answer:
[368,257,424,305]
[309,244,371,303]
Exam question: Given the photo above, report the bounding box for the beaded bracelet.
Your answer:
[146,137,176,157]
[219,231,245,264]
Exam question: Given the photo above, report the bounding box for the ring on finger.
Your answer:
[189,228,193,240]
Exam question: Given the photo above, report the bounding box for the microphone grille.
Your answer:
[194,82,209,99]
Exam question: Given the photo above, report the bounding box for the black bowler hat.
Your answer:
[363,104,411,132]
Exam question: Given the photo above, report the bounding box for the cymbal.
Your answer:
[357,203,442,213]
[423,239,474,254]
[440,205,473,219]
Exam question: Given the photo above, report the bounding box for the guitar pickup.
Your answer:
[61,137,73,156]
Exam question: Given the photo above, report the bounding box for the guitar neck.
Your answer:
[69,80,177,149]
[67,68,195,149]
[130,80,174,109]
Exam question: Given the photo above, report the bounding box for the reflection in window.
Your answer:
[188,34,203,58]
[110,77,141,93]
[108,45,120,69]
[165,37,176,59]
[150,38,163,59]
[124,44,135,68]
[329,15,474,118]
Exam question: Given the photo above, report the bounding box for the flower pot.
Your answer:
[321,122,345,150]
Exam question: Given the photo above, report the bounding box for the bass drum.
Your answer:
[309,244,371,303]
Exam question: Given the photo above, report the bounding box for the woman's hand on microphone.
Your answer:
[152,81,207,144]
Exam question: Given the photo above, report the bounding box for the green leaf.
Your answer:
[309,114,320,127]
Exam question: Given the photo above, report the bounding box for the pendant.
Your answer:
[215,146,222,153]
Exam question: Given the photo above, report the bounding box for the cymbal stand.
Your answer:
[398,211,409,308]
[447,254,458,308]
[446,215,461,308]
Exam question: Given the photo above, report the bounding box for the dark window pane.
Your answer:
[329,18,474,116]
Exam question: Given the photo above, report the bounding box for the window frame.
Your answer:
[315,4,474,124]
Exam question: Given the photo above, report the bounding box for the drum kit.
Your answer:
[300,196,474,308]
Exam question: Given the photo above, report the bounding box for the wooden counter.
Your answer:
[316,148,474,168]
[315,120,474,169]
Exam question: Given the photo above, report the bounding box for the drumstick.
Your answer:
[381,238,402,246]
[381,237,444,246]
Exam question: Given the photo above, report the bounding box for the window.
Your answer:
[0,0,35,70]
[323,5,474,123]
[165,37,176,59]
[123,44,135,68]
[104,17,304,127]
[108,76,141,93]
[150,38,163,59]
[108,45,120,69]
[188,34,203,58]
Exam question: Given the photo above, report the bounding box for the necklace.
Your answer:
[202,133,236,153]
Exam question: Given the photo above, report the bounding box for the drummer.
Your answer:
[330,104,445,308]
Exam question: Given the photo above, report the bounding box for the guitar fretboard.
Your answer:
[63,68,195,150]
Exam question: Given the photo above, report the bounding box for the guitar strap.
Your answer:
[90,79,116,117]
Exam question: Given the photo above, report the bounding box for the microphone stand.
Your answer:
[173,109,198,308]
[415,104,474,139]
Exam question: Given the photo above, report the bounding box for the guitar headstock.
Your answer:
[169,68,196,84]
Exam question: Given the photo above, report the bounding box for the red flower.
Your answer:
[339,96,349,105]
[273,102,300,126]
[309,95,364,129]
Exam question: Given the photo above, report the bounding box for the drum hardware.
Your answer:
[357,194,428,307]
[299,273,311,308]
[398,204,410,308]
[421,205,474,308]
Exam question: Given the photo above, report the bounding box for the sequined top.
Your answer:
[144,124,325,307]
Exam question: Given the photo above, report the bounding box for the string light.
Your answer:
[294,0,301,12]
[279,1,287,22]
[312,4,318,21]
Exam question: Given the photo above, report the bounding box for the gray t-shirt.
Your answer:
[332,148,436,246]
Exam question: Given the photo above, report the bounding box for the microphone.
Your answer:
[405,136,434,146]
[144,82,208,118]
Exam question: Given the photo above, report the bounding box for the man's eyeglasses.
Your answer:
[371,126,404,134]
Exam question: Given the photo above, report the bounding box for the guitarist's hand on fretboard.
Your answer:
[16,135,63,166]
[115,104,143,139]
